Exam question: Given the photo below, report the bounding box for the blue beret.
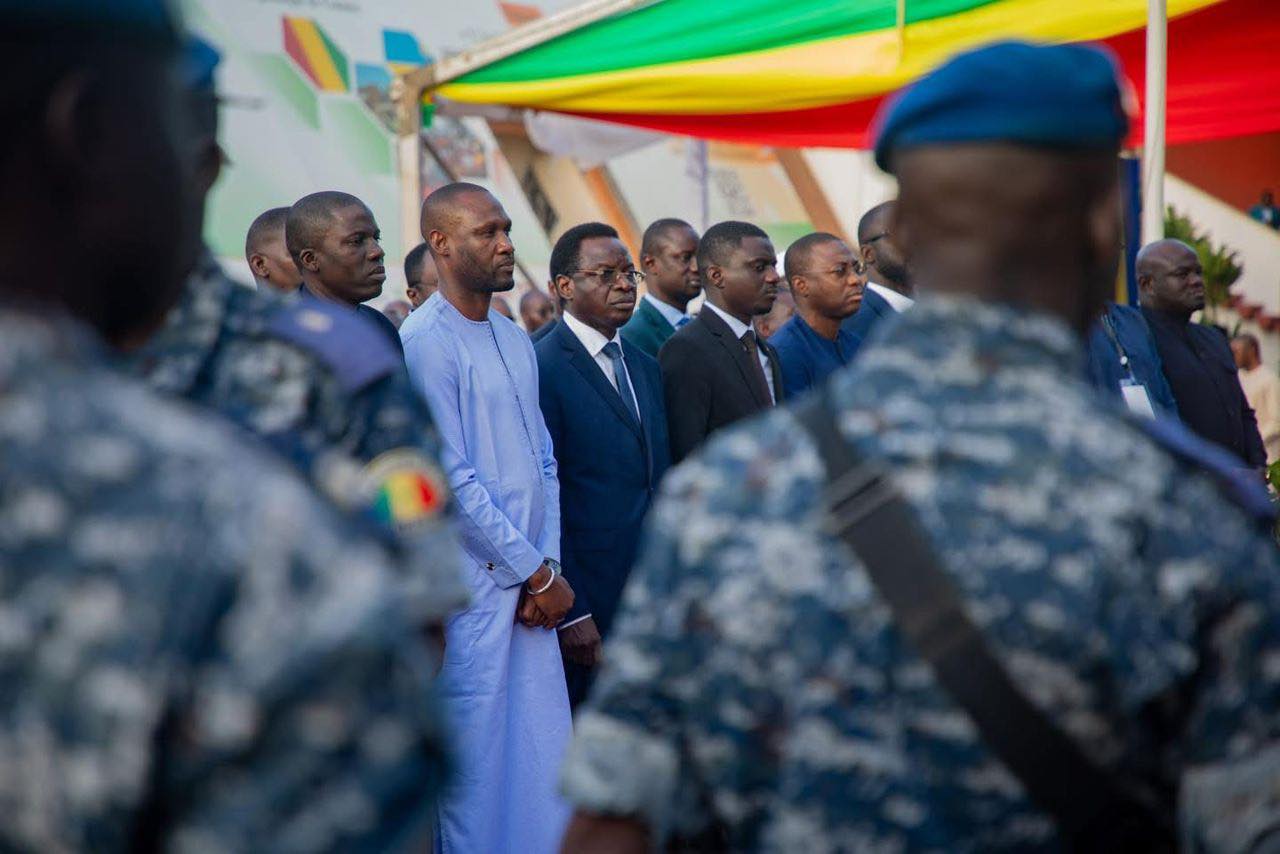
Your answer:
[183,36,221,93]
[873,41,1129,172]
[1,0,179,41]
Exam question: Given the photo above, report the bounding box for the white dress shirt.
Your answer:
[561,311,642,421]
[643,292,690,330]
[704,301,775,404]
[866,280,915,313]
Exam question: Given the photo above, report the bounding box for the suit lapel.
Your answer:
[641,298,675,336]
[557,322,645,445]
[699,305,772,408]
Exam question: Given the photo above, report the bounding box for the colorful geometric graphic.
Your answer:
[384,29,430,75]
[282,16,349,92]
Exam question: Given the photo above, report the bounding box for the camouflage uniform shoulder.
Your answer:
[222,279,402,393]
[0,313,447,851]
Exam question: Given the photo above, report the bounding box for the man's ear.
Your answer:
[427,229,449,258]
[553,274,574,302]
[859,242,875,270]
[789,275,808,299]
[248,253,268,278]
[706,263,724,289]
[298,248,320,273]
[640,252,657,273]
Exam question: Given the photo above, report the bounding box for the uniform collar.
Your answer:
[131,252,233,395]
[887,295,1083,376]
[0,307,102,385]
[561,308,620,358]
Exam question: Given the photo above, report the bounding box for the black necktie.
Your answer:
[740,330,773,406]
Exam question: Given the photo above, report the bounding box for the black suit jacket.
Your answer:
[659,304,784,463]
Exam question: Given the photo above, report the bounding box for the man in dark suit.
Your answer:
[842,200,914,347]
[287,190,404,355]
[1138,239,1266,471]
[536,222,671,707]
[621,218,701,357]
[659,220,783,463]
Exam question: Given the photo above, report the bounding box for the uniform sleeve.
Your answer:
[660,337,711,465]
[1133,473,1280,851]
[161,477,447,851]
[559,464,717,842]
[403,328,544,588]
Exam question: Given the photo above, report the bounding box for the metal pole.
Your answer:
[1141,0,1167,245]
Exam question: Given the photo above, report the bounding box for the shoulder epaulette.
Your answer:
[265,298,401,393]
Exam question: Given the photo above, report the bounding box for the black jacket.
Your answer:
[658,304,784,464]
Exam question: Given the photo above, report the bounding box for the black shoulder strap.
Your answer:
[794,389,1175,852]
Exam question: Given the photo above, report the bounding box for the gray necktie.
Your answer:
[602,341,641,425]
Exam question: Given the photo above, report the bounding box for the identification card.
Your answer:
[1120,379,1157,419]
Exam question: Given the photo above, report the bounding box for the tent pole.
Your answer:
[1141,0,1167,245]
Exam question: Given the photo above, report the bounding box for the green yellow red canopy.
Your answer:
[435,0,1278,147]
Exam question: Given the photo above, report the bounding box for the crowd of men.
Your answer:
[4,2,1280,852]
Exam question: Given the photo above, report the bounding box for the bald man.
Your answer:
[1138,239,1266,469]
[398,182,574,854]
[244,207,301,293]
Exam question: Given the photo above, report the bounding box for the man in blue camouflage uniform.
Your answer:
[129,37,464,607]
[561,42,1280,852]
[0,2,452,849]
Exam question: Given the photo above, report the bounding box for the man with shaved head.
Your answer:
[400,182,574,854]
[770,232,864,396]
[287,190,403,353]
[842,200,914,346]
[1138,238,1266,469]
[244,207,300,293]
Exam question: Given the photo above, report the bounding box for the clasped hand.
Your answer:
[516,565,574,629]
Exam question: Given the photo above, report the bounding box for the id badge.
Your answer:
[1120,378,1157,419]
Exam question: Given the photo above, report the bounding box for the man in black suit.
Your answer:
[659,220,783,463]
[536,222,671,706]
[1138,238,1266,471]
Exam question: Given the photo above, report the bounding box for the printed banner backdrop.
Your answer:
[184,0,551,296]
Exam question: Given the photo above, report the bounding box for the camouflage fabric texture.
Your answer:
[130,254,466,620]
[0,311,447,851]
[562,296,1280,852]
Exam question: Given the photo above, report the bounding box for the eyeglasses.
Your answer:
[573,268,646,286]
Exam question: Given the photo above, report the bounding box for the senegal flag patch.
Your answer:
[361,449,447,528]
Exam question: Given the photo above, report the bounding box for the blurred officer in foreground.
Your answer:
[129,39,465,617]
[561,42,1280,853]
[0,5,449,849]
